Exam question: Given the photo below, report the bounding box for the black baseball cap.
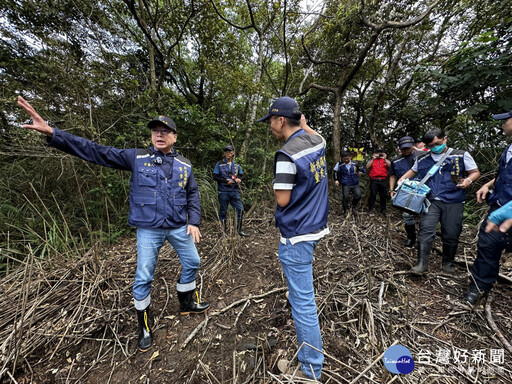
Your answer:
[257,96,301,122]
[223,145,234,152]
[374,148,384,153]
[492,109,512,120]
[148,116,177,132]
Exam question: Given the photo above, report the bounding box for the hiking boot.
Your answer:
[136,307,153,352]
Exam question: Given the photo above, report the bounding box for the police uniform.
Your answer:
[413,148,478,273]
[467,143,512,297]
[212,149,246,235]
[47,119,209,352]
[333,161,364,213]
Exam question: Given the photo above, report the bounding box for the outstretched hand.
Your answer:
[17,96,53,136]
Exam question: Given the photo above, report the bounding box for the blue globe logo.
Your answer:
[383,345,415,374]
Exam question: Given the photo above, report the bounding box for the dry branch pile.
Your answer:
[1,208,512,383]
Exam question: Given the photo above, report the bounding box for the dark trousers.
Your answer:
[342,184,361,212]
[418,199,464,249]
[218,191,244,222]
[470,206,512,292]
[368,179,387,212]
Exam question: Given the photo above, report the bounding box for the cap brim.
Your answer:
[492,112,512,120]
[257,113,271,122]
[400,144,413,149]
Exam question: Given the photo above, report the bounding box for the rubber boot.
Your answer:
[411,242,431,275]
[404,224,416,248]
[177,289,210,315]
[136,308,153,352]
[441,243,457,274]
[235,215,248,237]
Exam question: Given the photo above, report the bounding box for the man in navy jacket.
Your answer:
[17,96,209,353]
[258,96,328,381]
[213,145,248,236]
[334,151,365,214]
[464,108,512,305]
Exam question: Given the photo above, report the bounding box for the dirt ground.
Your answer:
[5,197,512,384]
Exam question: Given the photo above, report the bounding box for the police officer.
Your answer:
[389,136,417,246]
[334,151,365,215]
[464,109,512,304]
[17,96,210,353]
[258,97,328,381]
[399,128,480,275]
[212,145,248,236]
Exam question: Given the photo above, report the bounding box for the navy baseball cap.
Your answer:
[148,115,177,132]
[399,136,414,149]
[223,145,234,152]
[257,96,301,122]
[492,109,512,120]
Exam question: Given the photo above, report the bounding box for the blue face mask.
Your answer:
[430,143,446,154]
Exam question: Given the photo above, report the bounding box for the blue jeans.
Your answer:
[218,191,244,222]
[278,239,323,379]
[133,226,200,310]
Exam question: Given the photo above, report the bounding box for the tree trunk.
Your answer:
[333,91,343,162]
[239,35,264,160]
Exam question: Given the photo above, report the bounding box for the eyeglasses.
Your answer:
[266,116,279,125]
[151,128,173,136]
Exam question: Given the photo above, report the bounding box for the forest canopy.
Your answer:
[1,0,511,265]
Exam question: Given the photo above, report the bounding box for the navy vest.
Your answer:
[336,162,360,186]
[216,160,241,192]
[415,149,467,203]
[488,146,512,206]
[274,130,329,237]
[129,149,192,228]
[391,153,416,180]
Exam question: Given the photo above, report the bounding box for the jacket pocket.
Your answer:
[173,197,188,222]
[130,195,157,223]
[138,167,157,187]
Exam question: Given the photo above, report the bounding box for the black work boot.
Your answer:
[404,224,416,248]
[411,242,431,275]
[177,290,210,315]
[235,215,249,237]
[463,284,488,305]
[136,308,153,352]
[441,244,457,274]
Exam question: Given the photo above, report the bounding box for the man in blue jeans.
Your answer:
[213,145,248,236]
[17,96,209,353]
[258,96,328,381]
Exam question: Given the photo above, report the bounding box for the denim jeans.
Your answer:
[218,191,244,222]
[278,239,323,379]
[133,226,200,310]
